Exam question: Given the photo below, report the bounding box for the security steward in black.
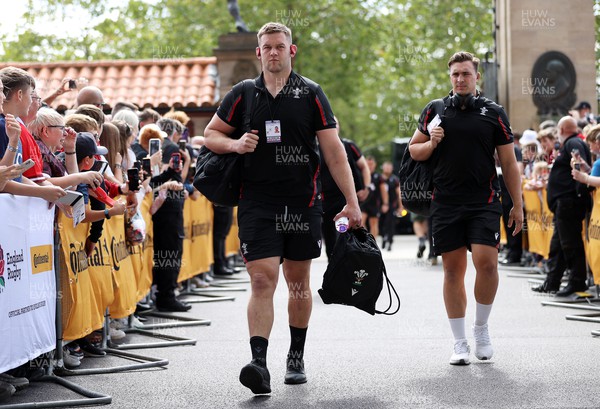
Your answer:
[533,116,591,296]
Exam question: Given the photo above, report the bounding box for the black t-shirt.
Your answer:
[547,133,592,209]
[363,173,384,207]
[417,96,513,205]
[216,71,336,207]
[383,174,400,209]
[320,139,362,204]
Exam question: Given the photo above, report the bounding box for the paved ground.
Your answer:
[7,234,600,408]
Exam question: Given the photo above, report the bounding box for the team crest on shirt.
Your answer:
[480,107,488,116]
[291,88,302,99]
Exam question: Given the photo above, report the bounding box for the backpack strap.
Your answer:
[375,264,401,315]
[240,79,256,169]
[241,79,257,132]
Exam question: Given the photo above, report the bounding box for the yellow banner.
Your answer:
[105,209,137,319]
[30,245,53,275]
[58,212,104,341]
[587,191,600,284]
[226,207,240,257]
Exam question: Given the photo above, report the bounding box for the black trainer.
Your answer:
[239,358,271,394]
[417,243,426,258]
[0,381,15,403]
[284,358,307,385]
[156,298,191,312]
[0,373,29,392]
[78,338,106,357]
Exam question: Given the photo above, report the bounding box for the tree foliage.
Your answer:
[4,0,593,162]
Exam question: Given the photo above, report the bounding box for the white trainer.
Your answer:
[473,323,493,360]
[449,339,471,365]
[108,321,126,340]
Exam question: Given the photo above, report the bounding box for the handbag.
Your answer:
[397,99,444,217]
[193,79,256,206]
[318,227,400,316]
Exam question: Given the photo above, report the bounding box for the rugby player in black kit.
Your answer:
[409,52,523,366]
[203,22,361,394]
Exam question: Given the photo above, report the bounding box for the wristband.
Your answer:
[65,151,76,155]
[104,209,111,219]
[7,145,18,153]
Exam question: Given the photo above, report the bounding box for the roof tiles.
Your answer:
[0,57,217,111]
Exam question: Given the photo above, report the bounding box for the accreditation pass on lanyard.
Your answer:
[266,120,282,143]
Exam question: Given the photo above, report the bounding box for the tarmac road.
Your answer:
[7,234,600,409]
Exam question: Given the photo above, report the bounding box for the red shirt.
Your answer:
[19,122,45,183]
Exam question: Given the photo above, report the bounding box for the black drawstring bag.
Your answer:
[318,227,400,315]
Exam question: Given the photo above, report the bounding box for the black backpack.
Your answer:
[397,99,444,217]
[193,79,256,206]
[318,227,400,315]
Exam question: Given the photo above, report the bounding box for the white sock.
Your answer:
[449,317,466,341]
[474,302,493,326]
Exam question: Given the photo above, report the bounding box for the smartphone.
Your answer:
[15,158,35,173]
[133,161,141,171]
[574,163,581,171]
[90,160,108,174]
[178,140,187,151]
[68,79,77,89]
[127,168,140,191]
[187,165,196,184]
[149,138,161,156]
[142,157,151,176]
[171,153,181,171]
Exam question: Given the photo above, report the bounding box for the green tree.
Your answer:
[0,1,509,162]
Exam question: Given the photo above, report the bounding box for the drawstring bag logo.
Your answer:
[318,227,400,316]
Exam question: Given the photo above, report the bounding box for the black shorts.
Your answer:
[430,201,502,255]
[237,198,323,263]
[360,200,380,218]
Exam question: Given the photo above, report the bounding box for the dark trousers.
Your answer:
[381,209,396,245]
[152,212,184,302]
[213,205,233,270]
[545,198,587,287]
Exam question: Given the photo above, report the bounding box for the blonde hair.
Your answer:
[585,124,600,144]
[163,108,190,126]
[29,107,64,138]
[257,22,292,44]
[65,113,99,133]
[532,161,549,177]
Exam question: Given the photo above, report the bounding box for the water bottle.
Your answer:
[335,217,349,233]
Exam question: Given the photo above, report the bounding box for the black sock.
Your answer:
[250,336,268,363]
[288,326,308,361]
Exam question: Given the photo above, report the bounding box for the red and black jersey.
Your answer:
[216,71,336,207]
[417,96,513,205]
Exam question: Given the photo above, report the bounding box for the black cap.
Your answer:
[75,132,108,163]
[575,101,591,110]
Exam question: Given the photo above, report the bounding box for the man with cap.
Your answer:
[573,101,596,125]
[75,132,126,255]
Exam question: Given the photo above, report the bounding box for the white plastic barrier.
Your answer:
[0,195,56,373]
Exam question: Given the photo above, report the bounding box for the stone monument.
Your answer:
[495,0,596,131]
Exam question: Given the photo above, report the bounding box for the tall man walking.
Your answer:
[409,51,523,365]
[204,22,361,394]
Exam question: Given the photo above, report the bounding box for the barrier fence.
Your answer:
[510,187,600,285]
[1,193,239,374]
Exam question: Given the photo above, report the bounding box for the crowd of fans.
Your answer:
[0,67,240,402]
